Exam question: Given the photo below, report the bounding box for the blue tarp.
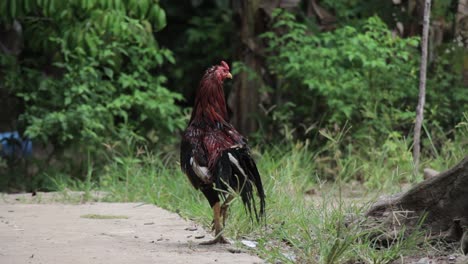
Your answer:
[0,131,32,158]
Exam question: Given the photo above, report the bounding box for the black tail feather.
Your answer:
[214,148,265,221]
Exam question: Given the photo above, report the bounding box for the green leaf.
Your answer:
[103,67,114,79]
[9,0,16,17]
[151,5,166,31]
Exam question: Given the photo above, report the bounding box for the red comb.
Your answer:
[220,61,229,70]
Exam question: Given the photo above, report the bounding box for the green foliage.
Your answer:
[0,0,183,147]
[159,1,234,97]
[320,0,372,21]
[320,0,397,24]
[262,11,420,140]
[432,0,456,20]
[185,11,232,60]
[425,45,468,129]
[175,8,233,93]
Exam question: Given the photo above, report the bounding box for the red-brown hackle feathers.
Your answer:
[190,61,232,126]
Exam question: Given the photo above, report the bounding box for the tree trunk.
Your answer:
[366,157,468,246]
[229,0,265,135]
[413,0,431,173]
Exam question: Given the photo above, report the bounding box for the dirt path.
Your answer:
[0,193,263,264]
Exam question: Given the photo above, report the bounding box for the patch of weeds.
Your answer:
[80,214,129,220]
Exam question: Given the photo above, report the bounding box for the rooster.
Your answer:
[180,61,265,244]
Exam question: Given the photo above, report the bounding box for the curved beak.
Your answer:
[226,72,233,79]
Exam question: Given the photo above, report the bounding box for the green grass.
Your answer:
[39,116,468,262]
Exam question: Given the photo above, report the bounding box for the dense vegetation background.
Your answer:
[1,1,467,262]
[0,0,466,191]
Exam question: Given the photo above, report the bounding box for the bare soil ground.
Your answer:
[0,192,263,264]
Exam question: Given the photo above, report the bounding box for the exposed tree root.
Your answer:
[363,157,468,253]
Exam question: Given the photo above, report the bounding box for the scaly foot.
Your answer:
[199,235,230,245]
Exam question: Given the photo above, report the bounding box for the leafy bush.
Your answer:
[425,45,468,130]
[0,0,184,148]
[262,11,420,140]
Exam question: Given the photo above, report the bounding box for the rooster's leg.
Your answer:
[200,202,229,245]
[221,195,234,227]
